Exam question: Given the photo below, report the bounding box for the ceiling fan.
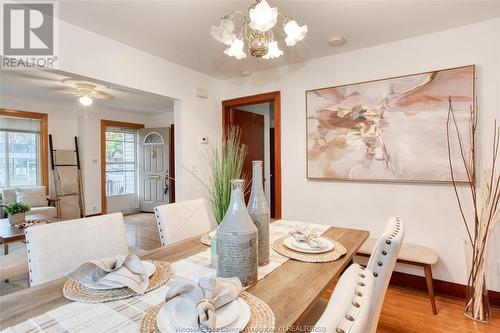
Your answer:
[59,79,113,106]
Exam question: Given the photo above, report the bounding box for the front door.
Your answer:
[138,128,169,212]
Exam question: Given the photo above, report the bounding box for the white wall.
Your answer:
[222,19,500,291]
[0,93,174,215]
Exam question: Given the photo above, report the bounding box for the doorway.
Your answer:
[222,91,281,219]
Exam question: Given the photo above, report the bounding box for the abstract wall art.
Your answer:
[306,65,474,183]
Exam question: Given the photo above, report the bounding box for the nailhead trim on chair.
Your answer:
[25,230,33,286]
[386,239,391,244]
[377,261,383,266]
[382,250,387,255]
[373,272,378,277]
[154,208,166,246]
[336,329,345,333]
[358,281,365,287]
[359,273,365,278]
[345,315,354,321]
[355,291,363,297]
[352,301,360,308]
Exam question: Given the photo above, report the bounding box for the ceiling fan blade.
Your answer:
[95,91,113,100]
[55,89,79,95]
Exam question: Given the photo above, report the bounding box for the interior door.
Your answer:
[232,109,265,202]
[138,128,169,212]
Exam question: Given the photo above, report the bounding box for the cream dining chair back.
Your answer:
[365,217,405,333]
[313,263,375,333]
[154,198,217,246]
[25,213,129,286]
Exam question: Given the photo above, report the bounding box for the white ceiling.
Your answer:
[0,69,174,114]
[57,1,500,79]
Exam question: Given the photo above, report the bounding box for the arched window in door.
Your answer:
[143,132,164,145]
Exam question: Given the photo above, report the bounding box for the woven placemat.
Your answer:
[140,291,275,333]
[63,260,174,303]
[200,233,212,246]
[200,228,217,246]
[272,237,347,263]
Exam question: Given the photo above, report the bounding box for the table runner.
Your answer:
[2,220,330,333]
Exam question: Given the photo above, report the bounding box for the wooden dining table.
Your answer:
[0,225,369,331]
[0,214,62,255]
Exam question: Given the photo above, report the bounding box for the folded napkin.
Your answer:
[165,276,242,330]
[290,225,321,248]
[67,254,149,294]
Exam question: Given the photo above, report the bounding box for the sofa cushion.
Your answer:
[16,186,47,207]
[1,188,17,204]
[28,206,58,218]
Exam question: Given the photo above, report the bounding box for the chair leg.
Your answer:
[424,264,438,314]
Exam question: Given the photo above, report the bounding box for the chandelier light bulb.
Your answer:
[262,41,283,59]
[249,0,278,32]
[79,95,93,106]
[211,17,236,45]
[284,20,308,46]
[224,38,247,59]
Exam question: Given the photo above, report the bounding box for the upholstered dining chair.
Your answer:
[25,213,129,286]
[365,217,405,333]
[154,198,217,246]
[313,263,375,333]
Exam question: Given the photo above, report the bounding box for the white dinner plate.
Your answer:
[283,236,334,253]
[81,261,156,290]
[157,297,251,333]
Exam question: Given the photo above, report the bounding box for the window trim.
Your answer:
[101,120,144,214]
[0,108,48,192]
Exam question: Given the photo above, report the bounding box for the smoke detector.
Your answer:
[328,36,346,48]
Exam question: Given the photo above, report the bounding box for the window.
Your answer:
[105,129,136,196]
[0,116,41,188]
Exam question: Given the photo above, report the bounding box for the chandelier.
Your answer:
[211,0,307,61]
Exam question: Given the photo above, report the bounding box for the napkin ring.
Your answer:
[196,298,216,312]
[306,234,319,242]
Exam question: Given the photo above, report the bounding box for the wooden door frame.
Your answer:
[0,108,49,193]
[222,91,282,219]
[100,119,144,214]
[169,124,175,203]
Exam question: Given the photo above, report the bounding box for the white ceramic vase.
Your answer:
[8,212,25,225]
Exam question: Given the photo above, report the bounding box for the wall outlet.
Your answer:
[201,136,209,144]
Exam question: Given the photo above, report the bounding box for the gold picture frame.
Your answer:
[305,65,476,184]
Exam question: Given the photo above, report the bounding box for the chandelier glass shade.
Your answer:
[211,0,307,61]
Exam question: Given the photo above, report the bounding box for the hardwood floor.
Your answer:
[124,212,161,250]
[1,212,499,332]
[375,287,500,333]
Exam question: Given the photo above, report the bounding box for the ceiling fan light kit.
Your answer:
[78,95,93,106]
[211,0,307,61]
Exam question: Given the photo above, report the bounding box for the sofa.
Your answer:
[1,186,58,218]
